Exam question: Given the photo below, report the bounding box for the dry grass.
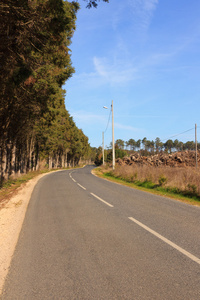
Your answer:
[99,164,200,201]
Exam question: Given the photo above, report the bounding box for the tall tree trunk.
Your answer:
[61,153,65,168]
[0,148,6,182]
[29,137,34,171]
[64,151,68,168]
[34,142,39,171]
[49,155,52,170]
[11,143,16,177]
[5,142,12,179]
[55,155,59,168]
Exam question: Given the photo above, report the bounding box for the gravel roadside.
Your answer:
[0,172,53,295]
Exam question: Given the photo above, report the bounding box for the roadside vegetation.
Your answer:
[0,1,107,185]
[0,164,87,208]
[94,165,200,206]
[0,168,62,207]
[94,137,200,206]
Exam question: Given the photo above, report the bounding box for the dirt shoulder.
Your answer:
[0,172,51,295]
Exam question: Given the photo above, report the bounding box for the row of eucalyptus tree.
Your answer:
[114,138,198,154]
[0,0,106,183]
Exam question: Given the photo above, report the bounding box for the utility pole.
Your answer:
[195,124,198,169]
[102,131,104,165]
[111,100,115,170]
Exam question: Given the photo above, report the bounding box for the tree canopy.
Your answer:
[0,0,95,182]
[84,0,109,9]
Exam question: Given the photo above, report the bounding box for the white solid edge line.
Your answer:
[77,183,86,190]
[128,217,200,265]
[90,193,114,208]
[72,178,76,183]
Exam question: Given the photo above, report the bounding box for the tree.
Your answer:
[0,0,85,182]
[178,141,184,151]
[173,139,179,152]
[145,140,154,153]
[155,137,163,152]
[183,141,195,151]
[149,140,155,153]
[115,139,125,150]
[94,147,103,166]
[142,137,147,150]
[115,149,127,159]
[136,139,141,151]
[127,139,136,151]
[0,0,79,149]
[84,0,109,8]
[0,0,108,182]
[164,139,174,153]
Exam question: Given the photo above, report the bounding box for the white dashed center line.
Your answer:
[129,217,200,265]
[90,193,114,208]
[77,183,86,190]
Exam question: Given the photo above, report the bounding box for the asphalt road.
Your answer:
[1,166,200,299]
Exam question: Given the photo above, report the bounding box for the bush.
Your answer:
[158,175,167,186]
[106,149,127,163]
[187,184,197,194]
[94,153,103,166]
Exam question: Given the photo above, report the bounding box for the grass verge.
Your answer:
[94,167,200,206]
[0,168,71,207]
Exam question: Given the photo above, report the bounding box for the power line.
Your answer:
[104,107,112,134]
[161,127,195,142]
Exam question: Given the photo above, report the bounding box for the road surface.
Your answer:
[1,166,200,299]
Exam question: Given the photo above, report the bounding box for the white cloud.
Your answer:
[70,111,141,133]
[68,45,183,90]
[93,56,138,85]
[128,0,159,31]
[70,110,105,124]
[115,122,139,132]
[143,0,159,12]
[111,0,159,37]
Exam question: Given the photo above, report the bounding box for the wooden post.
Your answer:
[195,124,198,168]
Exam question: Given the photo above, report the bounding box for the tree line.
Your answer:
[94,137,198,165]
[115,137,198,153]
[0,0,107,184]
[100,137,198,153]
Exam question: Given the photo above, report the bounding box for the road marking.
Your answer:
[90,193,113,208]
[77,183,86,190]
[128,217,200,265]
[72,178,76,183]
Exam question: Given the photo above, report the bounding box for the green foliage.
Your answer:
[0,0,79,148]
[116,149,127,159]
[115,136,199,155]
[84,0,109,9]
[106,148,127,163]
[138,180,155,189]
[94,147,103,166]
[102,171,200,202]
[0,0,93,181]
[115,139,125,149]
[94,154,103,166]
[187,184,197,195]
[158,175,168,186]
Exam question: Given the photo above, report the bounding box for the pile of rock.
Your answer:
[116,151,200,168]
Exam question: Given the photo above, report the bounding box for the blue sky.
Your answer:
[64,0,200,148]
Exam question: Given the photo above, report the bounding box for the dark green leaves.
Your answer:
[84,0,109,9]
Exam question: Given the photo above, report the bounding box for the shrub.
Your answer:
[187,184,197,194]
[111,164,200,200]
[158,175,167,186]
